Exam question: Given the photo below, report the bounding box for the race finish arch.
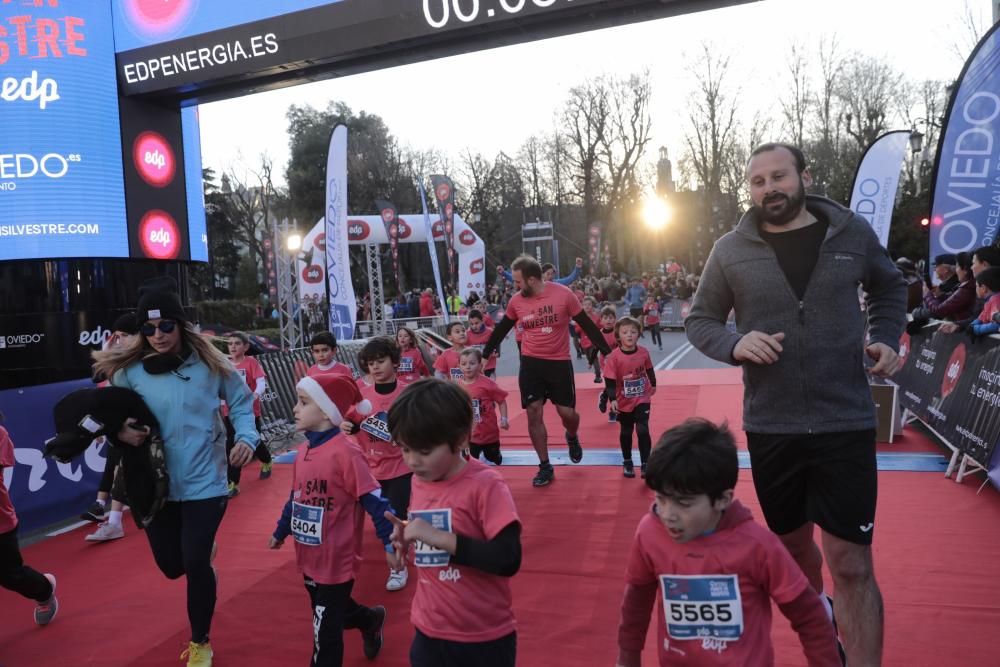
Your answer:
[0,0,754,530]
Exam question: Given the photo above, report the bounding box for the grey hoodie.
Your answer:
[685,195,906,434]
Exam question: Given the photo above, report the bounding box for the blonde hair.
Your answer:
[92,322,234,380]
[460,347,483,363]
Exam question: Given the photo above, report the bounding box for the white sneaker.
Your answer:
[385,568,408,591]
[85,522,124,542]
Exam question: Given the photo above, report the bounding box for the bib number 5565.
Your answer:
[668,602,734,623]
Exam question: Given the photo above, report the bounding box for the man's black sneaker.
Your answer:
[532,464,555,487]
[598,391,608,414]
[623,461,635,478]
[640,463,647,479]
[566,433,583,464]
[362,605,386,659]
[81,502,107,523]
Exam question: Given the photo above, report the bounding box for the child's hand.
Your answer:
[500,416,510,430]
[403,517,436,545]
[268,536,283,549]
[385,512,409,552]
[340,420,355,433]
[610,400,619,413]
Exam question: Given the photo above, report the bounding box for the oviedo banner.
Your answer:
[894,325,1000,468]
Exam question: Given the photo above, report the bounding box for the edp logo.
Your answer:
[144,150,166,169]
[150,228,172,247]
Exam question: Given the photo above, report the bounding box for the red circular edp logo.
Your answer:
[133,132,175,188]
[397,219,412,239]
[348,220,371,241]
[139,210,180,260]
[381,208,394,223]
[431,221,444,238]
[302,265,323,284]
[125,0,197,36]
[315,233,326,252]
[460,230,475,246]
[940,343,966,399]
[470,259,484,274]
[435,183,451,200]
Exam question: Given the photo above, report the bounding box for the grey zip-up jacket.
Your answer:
[685,195,906,434]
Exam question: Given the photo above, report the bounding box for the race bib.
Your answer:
[237,368,247,380]
[360,412,392,442]
[399,357,414,373]
[291,502,324,546]
[471,398,482,423]
[449,367,463,381]
[660,574,743,641]
[410,508,452,567]
[624,378,645,397]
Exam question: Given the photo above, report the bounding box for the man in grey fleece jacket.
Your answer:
[686,143,906,667]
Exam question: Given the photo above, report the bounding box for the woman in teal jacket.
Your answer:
[93,278,258,667]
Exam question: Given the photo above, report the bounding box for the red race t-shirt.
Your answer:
[398,348,430,383]
[624,501,817,666]
[576,311,601,350]
[461,375,509,444]
[308,361,356,380]
[505,282,582,360]
[603,347,654,413]
[230,356,266,416]
[432,348,465,382]
[356,381,410,480]
[464,326,497,373]
[408,459,520,643]
[643,302,661,327]
[290,432,380,585]
[0,427,18,533]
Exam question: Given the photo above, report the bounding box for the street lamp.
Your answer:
[286,233,302,252]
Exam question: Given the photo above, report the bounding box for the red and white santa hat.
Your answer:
[296,374,372,424]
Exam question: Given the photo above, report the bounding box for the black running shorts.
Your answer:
[745,429,877,545]
[518,356,576,409]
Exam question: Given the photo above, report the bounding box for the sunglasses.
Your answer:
[141,320,178,336]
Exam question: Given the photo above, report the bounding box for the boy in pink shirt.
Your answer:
[270,375,395,666]
[307,332,356,379]
[603,317,656,478]
[458,348,509,465]
[0,421,59,626]
[597,305,620,422]
[616,419,841,667]
[224,331,273,497]
[341,337,412,592]
[464,309,499,379]
[433,321,467,381]
[385,378,521,667]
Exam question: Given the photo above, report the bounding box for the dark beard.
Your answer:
[755,178,806,226]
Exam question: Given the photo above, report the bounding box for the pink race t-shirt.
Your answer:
[644,303,661,326]
[464,326,497,372]
[232,356,266,416]
[625,501,812,666]
[408,459,520,643]
[433,348,464,382]
[461,375,508,444]
[356,381,410,480]
[290,432,380,585]
[505,282,583,360]
[0,427,17,533]
[398,348,430,383]
[308,361,356,380]
[603,347,654,413]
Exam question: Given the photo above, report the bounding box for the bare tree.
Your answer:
[837,55,904,151]
[682,43,740,197]
[517,135,547,214]
[227,153,282,269]
[947,0,988,65]
[600,70,653,213]
[560,76,610,223]
[780,42,812,147]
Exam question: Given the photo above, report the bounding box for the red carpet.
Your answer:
[3,464,999,666]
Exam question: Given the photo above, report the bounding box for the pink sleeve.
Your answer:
[565,287,583,317]
[433,354,448,373]
[479,474,520,540]
[645,350,654,372]
[603,353,619,381]
[492,383,509,402]
[617,581,658,666]
[416,354,430,377]
[505,298,518,321]
[251,358,266,383]
[624,517,657,585]
[0,427,13,467]
[777,589,842,667]
[760,529,813,604]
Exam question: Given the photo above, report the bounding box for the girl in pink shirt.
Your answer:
[458,348,509,465]
[386,379,521,667]
[396,327,430,383]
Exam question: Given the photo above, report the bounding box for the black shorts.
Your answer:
[518,356,576,409]
[746,429,877,545]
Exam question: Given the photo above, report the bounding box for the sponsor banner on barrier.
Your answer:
[1,378,102,533]
[895,325,1000,467]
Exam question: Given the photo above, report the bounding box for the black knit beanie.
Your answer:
[111,312,139,335]
[135,277,186,324]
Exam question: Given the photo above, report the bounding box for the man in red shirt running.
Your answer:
[483,256,610,487]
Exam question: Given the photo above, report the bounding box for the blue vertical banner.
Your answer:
[325,125,357,341]
[183,106,208,261]
[930,21,1000,261]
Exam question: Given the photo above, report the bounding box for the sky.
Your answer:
[197,0,992,188]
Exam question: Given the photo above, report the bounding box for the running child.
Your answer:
[458,348,509,465]
[596,305,619,421]
[1,418,59,626]
[341,337,412,592]
[643,296,663,350]
[433,321,467,382]
[385,379,521,667]
[396,327,430,383]
[575,296,602,383]
[224,332,273,498]
[464,310,499,379]
[616,419,841,667]
[603,317,656,479]
[308,332,356,379]
[270,375,394,666]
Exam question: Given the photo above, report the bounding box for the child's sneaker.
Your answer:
[362,605,387,659]
[258,462,272,480]
[33,574,58,625]
[623,461,635,478]
[180,640,213,666]
[386,568,408,591]
[608,411,618,423]
[85,521,124,542]
[227,482,240,498]
[598,391,608,414]
[640,463,647,479]
[81,501,107,523]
